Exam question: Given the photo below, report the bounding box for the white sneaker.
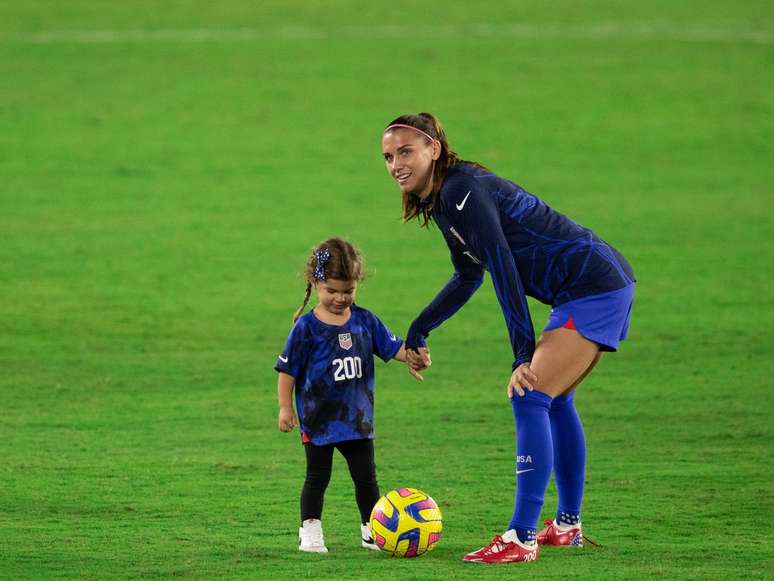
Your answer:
[361,522,379,551]
[299,519,328,553]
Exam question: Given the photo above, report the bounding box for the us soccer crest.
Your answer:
[338,333,352,350]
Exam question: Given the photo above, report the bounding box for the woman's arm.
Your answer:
[455,190,536,369]
[277,372,297,432]
[405,248,485,350]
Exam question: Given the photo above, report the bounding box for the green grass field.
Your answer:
[1,1,773,578]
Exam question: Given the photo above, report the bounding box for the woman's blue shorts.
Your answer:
[544,283,635,352]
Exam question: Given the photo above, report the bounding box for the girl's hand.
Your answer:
[406,360,424,381]
[406,348,431,381]
[407,347,431,370]
[278,405,297,432]
[507,363,538,397]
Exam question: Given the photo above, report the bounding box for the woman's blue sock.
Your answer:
[550,392,585,526]
[508,390,553,544]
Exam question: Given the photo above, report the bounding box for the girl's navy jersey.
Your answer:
[275,305,403,446]
[407,163,635,368]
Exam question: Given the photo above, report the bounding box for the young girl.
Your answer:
[275,238,420,553]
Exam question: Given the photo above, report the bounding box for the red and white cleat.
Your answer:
[537,519,584,546]
[463,534,539,564]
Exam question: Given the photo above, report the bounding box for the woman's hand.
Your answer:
[508,363,538,397]
[406,347,431,381]
[278,405,297,432]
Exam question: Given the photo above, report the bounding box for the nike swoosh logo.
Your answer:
[455,191,471,211]
[516,468,534,475]
[278,355,289,363]
[390,334,397,341]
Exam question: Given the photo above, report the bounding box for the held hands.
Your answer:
[406,347,431,381]
[278,405,297,432]
[507,362,538,397]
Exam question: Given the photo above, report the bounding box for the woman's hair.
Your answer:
[293,237,365,322]
[384,112,484,228]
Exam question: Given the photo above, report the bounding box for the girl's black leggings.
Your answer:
[301,438,380,524]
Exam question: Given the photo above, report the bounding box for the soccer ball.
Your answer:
[369,487,443,557]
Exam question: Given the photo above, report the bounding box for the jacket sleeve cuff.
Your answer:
[406,325,428,350]
[512,355,532,370]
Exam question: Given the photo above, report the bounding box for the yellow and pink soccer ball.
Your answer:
[369,487,443,557]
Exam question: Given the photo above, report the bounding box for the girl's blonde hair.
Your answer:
[293,238,365,322]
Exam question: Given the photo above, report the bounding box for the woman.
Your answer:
[381,113,635,564]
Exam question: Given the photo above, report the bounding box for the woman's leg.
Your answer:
[509,389,554,543]
[549,352,601,528]
[301,443,335,521]
[508,328,600,543]
[530,328,601,398]
[337,439,380,524]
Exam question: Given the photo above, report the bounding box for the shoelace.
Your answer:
[542,519,602,548]
[482,536,509,555]
[582,534,601,547]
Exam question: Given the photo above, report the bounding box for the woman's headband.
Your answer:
[384,124,438,144]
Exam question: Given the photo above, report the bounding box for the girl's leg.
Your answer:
[301,443,335,521]
[337,439,380,523]
[508,328,600,542]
